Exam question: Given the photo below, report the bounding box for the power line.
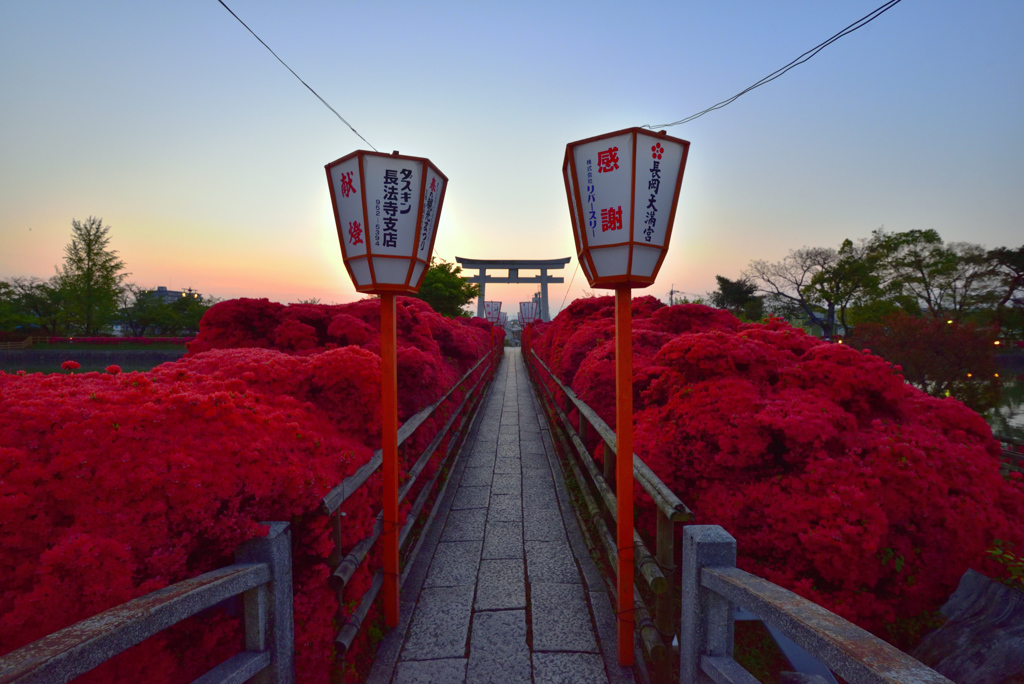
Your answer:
[215,0,378,151]
[557,260,580,316]
[643,0,905,129]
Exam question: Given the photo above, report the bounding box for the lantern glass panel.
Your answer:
[590,245,629,277]
[417,168,445,262]
[410,261,426,286]
[329,157,366,258]
[349,257,371,287]
[631,245,661,278]
[372,257,410,284]
[571,132,634,248]
[631,131,687,248]
[362,155,422,258]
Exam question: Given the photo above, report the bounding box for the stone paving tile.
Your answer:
[452,485,490,510]
[494,457,520,473]
[424,540,482,588]
[522,468,553,487]
[496,442,520,459]
[395,659,467,683]
[520,451,549,470]
[532,653,608,684]
[482,520,523,559]
[525,540,580,584]
[524,508,567,542]
[530,583,599,653]
[488,493,523,522]
[465,451,496,469]
[490,472,521,496]
[401,585,475,660]
[520,439,545,454]
[475,558,526,611]
[467,610,532,684]
[523,487,559,510]
[440,508,488,542]
[460,466,493,487]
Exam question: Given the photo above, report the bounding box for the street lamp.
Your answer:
[326,149,448,628]
[562,127,690,665]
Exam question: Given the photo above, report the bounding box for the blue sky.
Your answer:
[2,1,1022,315]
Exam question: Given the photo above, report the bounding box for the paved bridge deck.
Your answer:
[368,349,634,684]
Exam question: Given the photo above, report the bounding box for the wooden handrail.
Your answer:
[322,342,503,655]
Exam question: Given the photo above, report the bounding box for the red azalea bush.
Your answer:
[527,296,1024,641]
[1,297,495,683]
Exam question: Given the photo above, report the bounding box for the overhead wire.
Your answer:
[215,0,377,151]
[557,261,580,317]
[643,0,905,129]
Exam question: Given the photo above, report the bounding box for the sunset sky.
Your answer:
[2,1,1022,317]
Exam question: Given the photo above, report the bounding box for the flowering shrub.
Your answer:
[60,360,79,371]
[529,296,1024,641]
[1,297,495,682]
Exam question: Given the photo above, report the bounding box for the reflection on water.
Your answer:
[987,375,1024,442]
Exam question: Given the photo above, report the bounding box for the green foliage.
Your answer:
[57,217,127,334]
[986,540,1024,593]
[709,275,763,321]
[118,286,215,337]
[411,258,480,318]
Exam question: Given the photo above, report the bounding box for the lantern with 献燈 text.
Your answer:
[326,150,447,294]
[325,149,448,632]
[483,301,502,324]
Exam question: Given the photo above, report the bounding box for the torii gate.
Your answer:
[455,257,571,322]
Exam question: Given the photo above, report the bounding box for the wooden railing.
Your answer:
[321,343,502,656]
[0,336,42,351]
[0,522,294,684]
[994,433,1024,475]
[525,349,691,680]
[526,348,954,683]
[682,525,951,684]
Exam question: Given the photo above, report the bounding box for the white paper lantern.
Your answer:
[562,127,690,289]
[326,150,448,294]
[483,301,502,324]
[519,301,540,324]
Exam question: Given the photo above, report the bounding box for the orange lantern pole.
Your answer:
[614,285,634,664]
[562,127,690,666]
[380,292,399,627]
[326,149,449,632]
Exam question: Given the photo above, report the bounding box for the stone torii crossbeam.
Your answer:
[455,257,571,322]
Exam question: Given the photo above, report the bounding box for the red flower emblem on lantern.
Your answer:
[652,143,664,160]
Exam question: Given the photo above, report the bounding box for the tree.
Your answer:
[708,275,763,321]
[411,258,480,318]
[746,247,846,338]
[6,276,69,335]
[987,244,1024,337]
[867,229,999,321]
[57,217,127,334]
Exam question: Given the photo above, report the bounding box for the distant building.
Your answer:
[147,286,202,304]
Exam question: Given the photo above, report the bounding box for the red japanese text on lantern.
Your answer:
[339,171,356,198]
[348,220,363,245]
[597,147,620,173]
[601,206,623,232]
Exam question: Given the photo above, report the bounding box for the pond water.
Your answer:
[987,376,1024,442]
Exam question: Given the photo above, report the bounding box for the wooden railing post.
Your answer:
[655,509,676,640]
[680,525,736,684]
[235,522,294,684]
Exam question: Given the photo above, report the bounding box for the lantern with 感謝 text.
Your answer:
[562,127,690,289]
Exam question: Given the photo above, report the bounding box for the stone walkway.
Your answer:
[368,349,635,684]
